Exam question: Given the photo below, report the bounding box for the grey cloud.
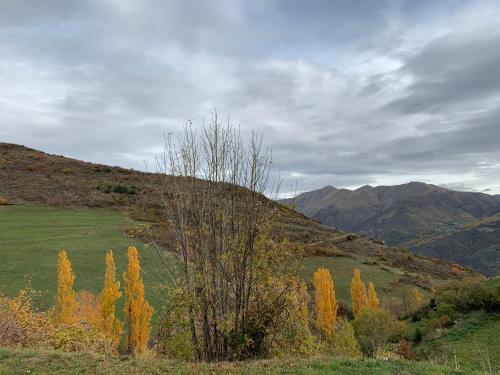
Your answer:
[1,0,500,194]
[387,31,500,114]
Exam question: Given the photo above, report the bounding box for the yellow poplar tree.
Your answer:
[124,246,153,354]
[367,281,380,309]
[99,250,122,347]
[313,267,338,340]
[350,269,368,317]
[56,251,77,324]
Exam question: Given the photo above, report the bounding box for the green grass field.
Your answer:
[416,311,500,373]
[0,204,425,316]
[0,347,475,375]
[0,205,174,319]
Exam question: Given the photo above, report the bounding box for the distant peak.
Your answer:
[356,184,373,191]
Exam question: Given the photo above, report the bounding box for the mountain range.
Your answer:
[280,182,500,275]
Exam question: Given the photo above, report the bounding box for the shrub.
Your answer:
[0,197,9,205]
[337,300,354,320]
[271,277,315,356]
[413,328,422,343]
[155,286,193,360]
[112,185,129,194]
[432,314,454,329]
[435,278,499,312]
[353,308,403,358]
[394,338,413,359]
[0,286,53,347]
[332,318,361,358]
[50,323,115,354]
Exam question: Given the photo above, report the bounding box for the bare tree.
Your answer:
[156,113,299,361]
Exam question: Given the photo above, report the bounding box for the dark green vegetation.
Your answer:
[412,278,500,373]
[281,182,500,275]
[0,347,476,374]
[417,311,499,373]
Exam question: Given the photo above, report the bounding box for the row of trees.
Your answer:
[313,267,405,357]
[0,247,152,354]
[55,247,152,354]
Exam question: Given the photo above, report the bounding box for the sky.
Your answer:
[1,0,499,195]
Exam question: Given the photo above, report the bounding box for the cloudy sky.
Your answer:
[1,0,500,195]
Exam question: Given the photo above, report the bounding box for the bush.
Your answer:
[353,308,404,358]
[435,278,500,312]
[332,318,361,358]
[0,197,9,205]
[50,323,115,354]
[413,328,422,343]
[155,286,193,360]
[394,338,413,359]
[112,185,129,194]
[0,287,53,347]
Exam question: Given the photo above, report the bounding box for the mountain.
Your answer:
[281,182,500,275]
[0,143,474,298]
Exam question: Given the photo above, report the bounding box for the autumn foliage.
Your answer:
[313,267,338,340]
[0,285,52,347]
[350,269,368,316]
[124,246,153,354]
[367,281,380,309]
[99,250,122,347]
[56,251,77,324]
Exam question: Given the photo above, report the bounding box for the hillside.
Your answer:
[0,143,476,303]
[281,182,500,275]
[410,212,500,276]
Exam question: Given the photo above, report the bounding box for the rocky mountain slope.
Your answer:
[281,182,500,275]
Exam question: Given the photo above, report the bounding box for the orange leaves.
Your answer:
[99,250,122,348]
[75,290,100,327]
[0,285,52,347]
[367,282,380,309]
[56,251,77,324]
[124,246,153,354]
[351,269,381,316]
[350,269,368,317]
[313,267,338,340]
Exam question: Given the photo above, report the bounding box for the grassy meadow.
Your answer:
[0,205,175,319]
[416,310,500,373]
[0,347,476,375]
[0,204,427,316]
